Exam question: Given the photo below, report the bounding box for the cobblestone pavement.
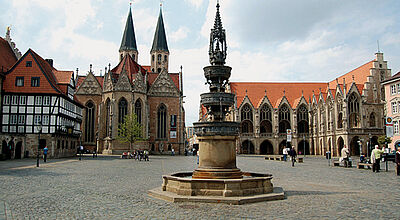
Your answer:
[0,155,399,219]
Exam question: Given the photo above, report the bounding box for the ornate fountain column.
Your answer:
[192,2,242,179]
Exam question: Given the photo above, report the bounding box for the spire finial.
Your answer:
[283,89,286,96]
[352,75,355,82]
[209,1,226,65]
[90,64,93,73]
[264,89,267,96]
[377,40,380,53]
[108,63,111,71]
[160,0,163,7]
[302,90,304,96]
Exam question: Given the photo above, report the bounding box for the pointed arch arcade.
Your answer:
[240,104,253,133]
[348,93,360,128]
[297,104,309,133]
[279,104,291,133]
[259,104,272,134]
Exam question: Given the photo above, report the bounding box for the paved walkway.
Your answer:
[0,155,398,219]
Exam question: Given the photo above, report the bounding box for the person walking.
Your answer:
[341,145,350,168]
[289,147,297,167]
[371,145,385,172]
[395,147,400,176]
[43,146,48,163]
[283,147,288,162]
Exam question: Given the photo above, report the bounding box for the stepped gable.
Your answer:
[111,54,146,82]
[0,37,17,72]
[328,60,374,89]
[230,82,327,108]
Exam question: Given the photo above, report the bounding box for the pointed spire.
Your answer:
[151,7,169,52]
[120,6,138,52]
[209,1,227,65]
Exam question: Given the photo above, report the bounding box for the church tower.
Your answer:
[119,6,138,62]
[151,6,169,73]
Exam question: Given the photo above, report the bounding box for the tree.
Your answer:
[117,113,145,151]
[377,135,391,147]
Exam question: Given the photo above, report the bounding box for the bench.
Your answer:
[264,155,284,161]
[357,162,372,169]
[333,160,352,167]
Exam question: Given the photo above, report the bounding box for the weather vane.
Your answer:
[160,0,163,7]
[130,0,133,6]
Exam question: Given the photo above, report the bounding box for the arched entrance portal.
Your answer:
[279,140,289,155]
[337,137,344,157]
[241,140,255,154]
[298,140,310,155]
[15,141,23,159]
[350,136,361,156]
[2,140,9,159]
[260,140,273,155]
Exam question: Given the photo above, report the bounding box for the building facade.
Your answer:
[0,29,83,159]
[382,72,400,150]
[228,53,389,157]
[75,6,185,155]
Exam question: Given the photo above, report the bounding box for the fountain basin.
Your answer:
[148,171,284,205]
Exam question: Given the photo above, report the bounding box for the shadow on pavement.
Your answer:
[285,190,356,197]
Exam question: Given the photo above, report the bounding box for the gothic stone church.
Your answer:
[75,7,185,155]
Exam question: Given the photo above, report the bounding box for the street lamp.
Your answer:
[36,122,42,167]
[303,134,306,158]
[368,133,372,157]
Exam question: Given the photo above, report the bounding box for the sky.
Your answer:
[1,0,400,126]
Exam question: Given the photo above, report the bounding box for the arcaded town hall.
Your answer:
[75,6,185,155]
[229,52,389,157]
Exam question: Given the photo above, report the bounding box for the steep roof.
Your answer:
[119,7,137,52]
[328,60,374,89]
[230,82,327,108]
[151,8,169,52]
[111,54,147,82]
[0,37,17,72]
[53,70,73,84]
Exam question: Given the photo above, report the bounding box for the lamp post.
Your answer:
[36,122,42,167]
[303,134,306,158]
[368,133,372,157]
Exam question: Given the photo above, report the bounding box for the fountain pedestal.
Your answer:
[193,135,242,179]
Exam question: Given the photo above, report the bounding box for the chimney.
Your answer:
[45,59,53,67]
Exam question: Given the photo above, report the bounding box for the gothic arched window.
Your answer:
[279,104,291,133]
[157,104,167,139]
[260,104,272,134]
[348,93,360,128]
[297,104,309,133]
[118,98,128,124]
[240,104,253,134]
[106,99,111,137]
[157,54,162,63]
[85,101,95,143]
[241,104,253,121]
[135,99,142,125]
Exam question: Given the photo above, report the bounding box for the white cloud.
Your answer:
[184,0,205,9]
[170,26,189,42]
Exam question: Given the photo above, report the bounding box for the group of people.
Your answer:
[121,150,149,161]
[283,146,297,167]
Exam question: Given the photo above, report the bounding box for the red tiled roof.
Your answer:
[0,37,17,72]
[328,60,374,89]
[53,70,73,84]
[230,82,327,108]
[96,76,104,88]
[111,54,147,82]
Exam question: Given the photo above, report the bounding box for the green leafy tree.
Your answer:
[117,113,145,151]
[377,135,391,147]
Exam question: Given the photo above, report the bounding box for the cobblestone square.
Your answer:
[0,155,399,219]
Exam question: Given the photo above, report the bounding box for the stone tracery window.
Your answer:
[135,99,142,125]
[118,98,128,124]
[240,104,253,134]
[157,104,167,139]
[297,104,309,133]
[348,93,360,128]
[279,104,291,133]
[260,104,272,133]
[84,101,95,143]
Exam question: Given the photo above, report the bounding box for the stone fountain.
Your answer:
[148,2,284,205]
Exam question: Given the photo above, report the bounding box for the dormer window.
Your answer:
[15,77,24,87]
[31,77,40,87]
[26,61,32,67]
